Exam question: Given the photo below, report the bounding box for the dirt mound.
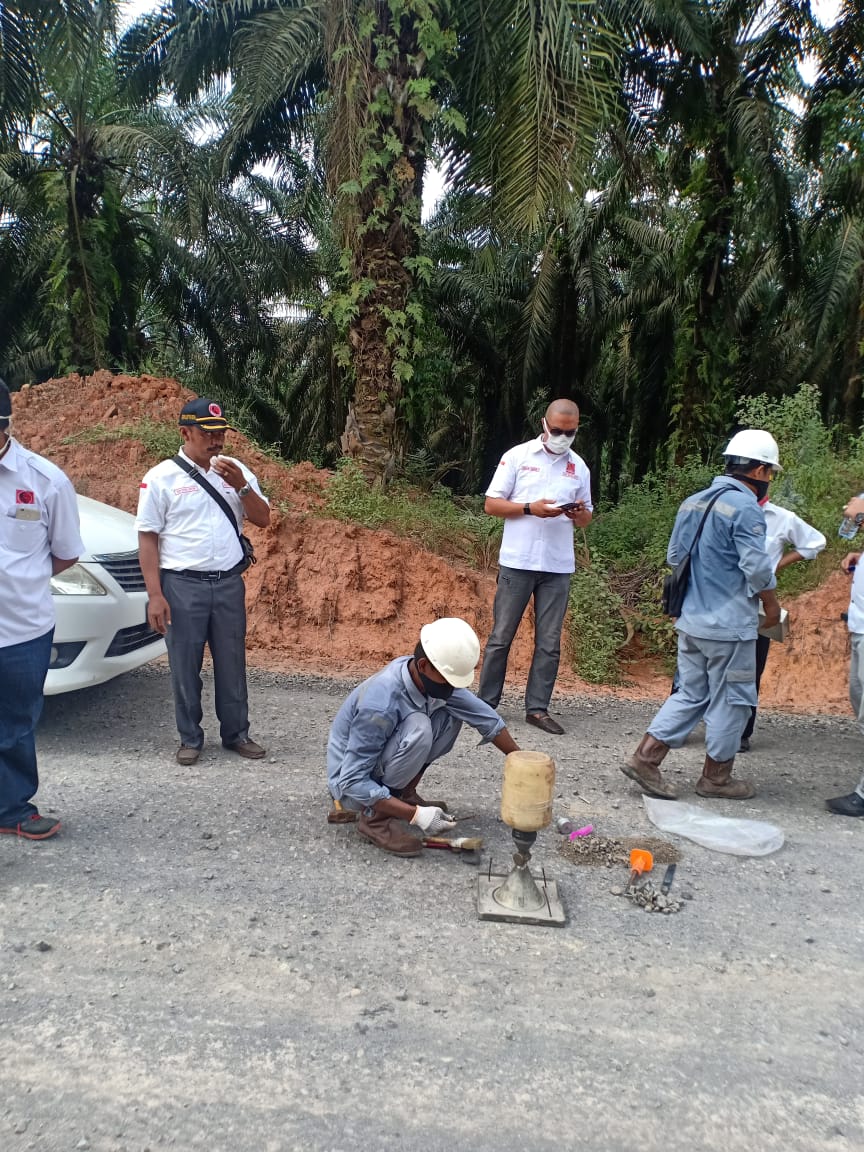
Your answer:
[10,371,853,714]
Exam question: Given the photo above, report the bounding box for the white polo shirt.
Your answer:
[486,437,593,574]
[0,438,84,648]
[135,450,267,572]
[763,502,826,571]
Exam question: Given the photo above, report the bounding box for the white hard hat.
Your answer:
[722,429,783,472]
[420,617,481,688]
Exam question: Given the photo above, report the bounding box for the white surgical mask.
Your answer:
[542,418,576,455]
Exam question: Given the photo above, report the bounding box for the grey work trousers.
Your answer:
[339,710,463,813]
[161,569,250,750]
[478,565,571,715]
[649,632,757,763]
[848,633,864,799]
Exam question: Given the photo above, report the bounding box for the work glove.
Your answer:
[410,805,456,835]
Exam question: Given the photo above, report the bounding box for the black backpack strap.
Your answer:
[172,454,242,540]
[685,485,738,558]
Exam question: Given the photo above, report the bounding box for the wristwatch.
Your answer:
[523,503,532,515]
[238,483,251,498]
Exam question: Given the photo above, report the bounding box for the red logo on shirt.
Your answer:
[209,403,222,417]
[565,461,576,476]
[139,483,148,489]
[15,489,35,504]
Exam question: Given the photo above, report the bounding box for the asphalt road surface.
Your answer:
[1,663,862,1152]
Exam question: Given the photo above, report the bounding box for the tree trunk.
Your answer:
[336,3,429,486]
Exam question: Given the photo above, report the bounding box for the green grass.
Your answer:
[62,419,181,462]
[322,459,502,569]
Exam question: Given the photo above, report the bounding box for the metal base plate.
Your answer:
[476,871,566,926]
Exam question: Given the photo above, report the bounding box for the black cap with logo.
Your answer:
[178,397,230,431]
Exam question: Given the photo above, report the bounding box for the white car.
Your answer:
[45,495,167,694]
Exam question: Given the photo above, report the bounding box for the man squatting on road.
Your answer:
[622,430,783,802]
[136,398,270,766]
[327,618,520,856]
[478,399,593,736]
[827,492,864,818]
[0,377,83,840]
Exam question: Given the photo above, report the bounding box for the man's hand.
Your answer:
[565,501,592,527]
[759,589,782,631]
[842,552,862,575]
[530,499,565,518]
[844,497,864,520]
[410,806,456,835]
[211,455,246,491]
[147,593,172,635]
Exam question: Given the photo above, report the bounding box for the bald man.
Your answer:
[478,401,593,734]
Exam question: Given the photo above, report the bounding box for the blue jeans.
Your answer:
[0,629,54,826]
[478,566,572,714]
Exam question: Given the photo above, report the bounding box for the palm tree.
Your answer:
[0,0,317,402]
[126,0,617,483]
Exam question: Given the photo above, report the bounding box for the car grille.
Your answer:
[105,622,163,658]
[90,550,146,592]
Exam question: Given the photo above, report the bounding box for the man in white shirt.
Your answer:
[0,378,83,840]
[827,493,864,817]
[738,499,826,751]
[136,398,271,765]
[477,400,593,734]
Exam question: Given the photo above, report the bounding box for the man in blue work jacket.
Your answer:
[621,430,782,801]
[327,618,519,856]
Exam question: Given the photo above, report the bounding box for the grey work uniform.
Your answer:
[648,477,776,762]
[327,657,504,814]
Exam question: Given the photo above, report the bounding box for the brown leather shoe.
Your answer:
[695,756,755,799]
[176,745,201,766]
[621,733,677,799]
[358,810,423,856]
[526,712,565,735]
[224,740,266,760]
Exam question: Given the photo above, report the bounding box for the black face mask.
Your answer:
[419,669,454,700]
[732,473,770,501]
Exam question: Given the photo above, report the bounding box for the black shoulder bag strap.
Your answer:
[173,454,242,538]
[684,485,738,560]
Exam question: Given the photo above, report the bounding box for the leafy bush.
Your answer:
[567,557,629,684]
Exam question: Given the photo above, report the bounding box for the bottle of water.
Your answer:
[839,513,864,540]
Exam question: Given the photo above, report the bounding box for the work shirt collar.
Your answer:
[400,658,428,709]
[0,437,21,473]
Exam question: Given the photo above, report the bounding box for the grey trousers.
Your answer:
[339,710,463,813]
[847,633,864,799]
[478,565,571,715]
[161,569,250,749]
[649,633,757,762]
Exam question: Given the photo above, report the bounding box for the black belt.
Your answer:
[166,561,245,581]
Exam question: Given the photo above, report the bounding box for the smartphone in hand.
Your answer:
[555,501,583,513]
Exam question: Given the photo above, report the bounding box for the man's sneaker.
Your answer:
[826,792,864,817]
[176,745,201,766]
[224,739,266,760]
[0,814,62,840]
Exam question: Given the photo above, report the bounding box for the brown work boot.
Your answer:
[620,733,677,799]
[695,755,755,799]
[358,810,423,857]
[397,770,448,812]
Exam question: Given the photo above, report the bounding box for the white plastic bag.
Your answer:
[642,795,784,857]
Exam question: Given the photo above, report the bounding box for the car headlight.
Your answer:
[50,563,108,596]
